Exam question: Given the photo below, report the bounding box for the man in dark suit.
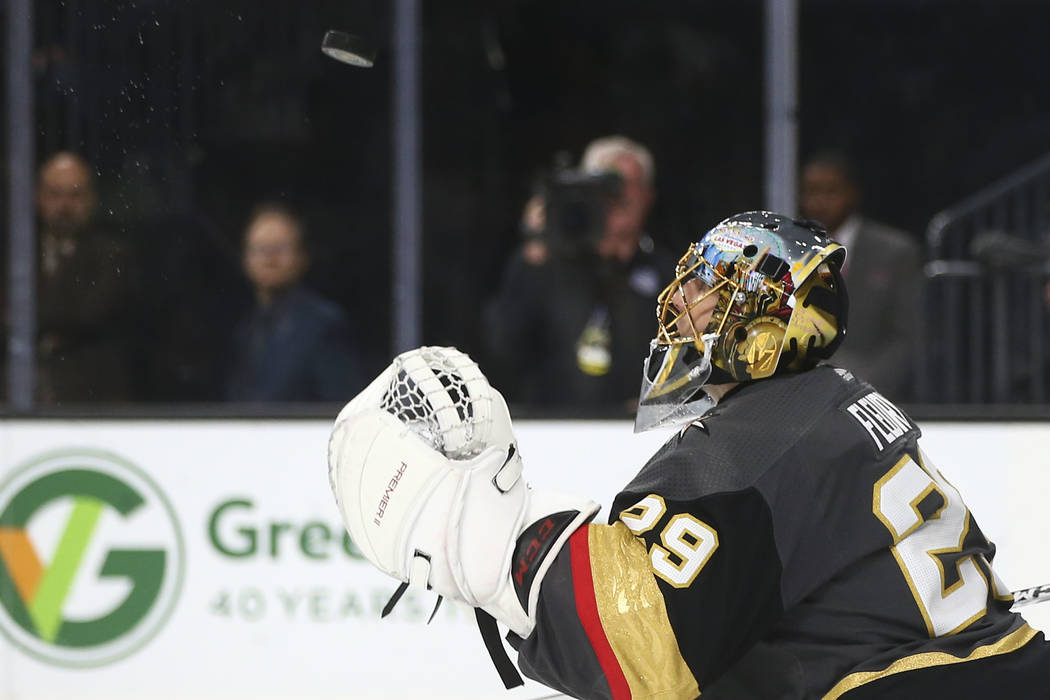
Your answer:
[225,204,364,402]
[800,152,922,401]
[33,152,135,403]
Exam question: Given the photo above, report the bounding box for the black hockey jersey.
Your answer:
[516,366,1050,699]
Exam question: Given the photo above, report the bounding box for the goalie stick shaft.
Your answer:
[1010,582,1050,609]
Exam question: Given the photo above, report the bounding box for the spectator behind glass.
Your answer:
[800,151,922,402]
[483,135,675,413]
[34,151,134,403]
[224,204,363,402]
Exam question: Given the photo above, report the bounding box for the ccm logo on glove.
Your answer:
[374,461,408,526]
[512,510,581,608]
[515,517,556,586]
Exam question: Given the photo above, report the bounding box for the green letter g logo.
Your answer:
[0,451,184,667]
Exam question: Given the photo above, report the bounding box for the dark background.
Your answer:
[15,0,1050,403]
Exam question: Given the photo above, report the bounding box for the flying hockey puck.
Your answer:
[321,30,375,67]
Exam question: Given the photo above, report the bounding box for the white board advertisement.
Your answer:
[0,419,1046,699]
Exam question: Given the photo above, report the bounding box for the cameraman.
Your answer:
[482,136,674,413]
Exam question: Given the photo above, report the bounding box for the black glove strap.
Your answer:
[427,595,444,624]
[474,608,524,689]
[381,581,409,618]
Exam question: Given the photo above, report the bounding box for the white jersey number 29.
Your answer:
[619,495,719,589]
[873,451,991,636]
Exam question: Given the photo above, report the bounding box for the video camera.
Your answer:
[540,166,623,255]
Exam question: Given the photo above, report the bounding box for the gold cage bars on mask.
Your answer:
[653,242,792,352]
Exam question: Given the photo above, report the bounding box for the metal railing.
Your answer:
[918,152,1050,404]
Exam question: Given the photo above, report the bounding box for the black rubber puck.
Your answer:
[321,30,375,67]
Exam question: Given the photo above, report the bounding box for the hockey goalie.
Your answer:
[328,212,1050,699]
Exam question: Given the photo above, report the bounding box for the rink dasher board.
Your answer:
[0,419,1046,700]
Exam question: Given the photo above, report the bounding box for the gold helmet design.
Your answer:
[635,211,848,432]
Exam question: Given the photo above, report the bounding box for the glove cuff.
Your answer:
[511,509,587,610]
[483,491,599,637]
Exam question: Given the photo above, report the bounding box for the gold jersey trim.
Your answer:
[588,523,701,698]
[822,623,1039,700]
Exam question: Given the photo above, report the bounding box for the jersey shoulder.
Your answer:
[621,366,907,502]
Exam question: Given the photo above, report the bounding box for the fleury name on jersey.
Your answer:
[844,387,917,452]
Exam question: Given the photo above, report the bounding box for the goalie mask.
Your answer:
[635,211,848,432]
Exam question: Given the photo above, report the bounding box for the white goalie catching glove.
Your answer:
[327,346,599,642]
